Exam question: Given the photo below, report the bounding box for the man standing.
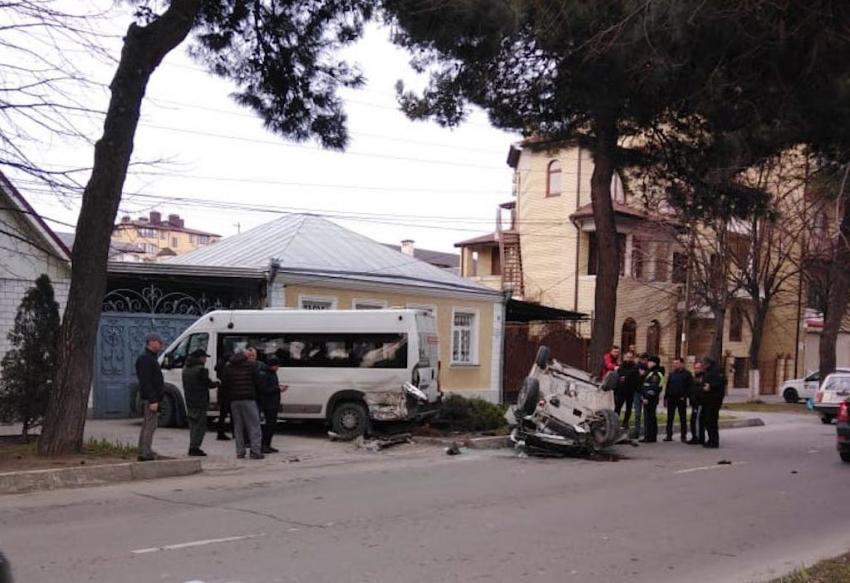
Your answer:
[614,350,642,433]
[600,345,620,380]
[630,353,649,439]
[135,332,164,462]
[259,356,284,454]
[640,356,664,443]
[222,349,264,459]
[183,348,218,456]
[699,356,727,448]
[664,357,693,442]
[688,360,705,444]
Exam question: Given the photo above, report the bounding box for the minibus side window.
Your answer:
[162,333,208,369]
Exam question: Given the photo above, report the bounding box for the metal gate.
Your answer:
[93,285,231,418]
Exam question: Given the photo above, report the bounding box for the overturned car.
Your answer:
[507,346,621,455]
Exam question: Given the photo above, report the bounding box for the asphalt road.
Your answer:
[1,411,848,583]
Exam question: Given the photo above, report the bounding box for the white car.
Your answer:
[781,368,850,403]
[813,372,850,424]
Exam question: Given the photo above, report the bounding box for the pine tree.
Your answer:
[0,275,61,442]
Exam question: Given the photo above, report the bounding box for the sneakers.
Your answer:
[249,452,265,460]
[216,433,231,441]
[136,454,155,462]
[188,448,207,457]
[236,452,246,459]
[261,446,279,454]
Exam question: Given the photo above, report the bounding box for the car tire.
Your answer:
[535,346,550,370]
[782,388,799,403]
[157,394,177,428]
[841,451,850,463]
[592,409,620,448]
[516,377,540,415]
[821,414,833,425]
[331,401,369,439]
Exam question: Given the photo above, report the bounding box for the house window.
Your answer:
[587,233,626,276]
[611,173,625,203]
[729,305,743,342]
[672,252,687,284]
[160,231,167,240]
[197,234,210,245]
[653,243,670,282]
[299,295,337,310]
[171,237,178,248]
[143,243,157,254]
[646,320,661,356]
[621,318,637,353]
[451,308,479,365]
[353,299,388,310]
[138,228,156,238]
[547,160,561,197]
[189,234,196,244]
[631,239,644,280]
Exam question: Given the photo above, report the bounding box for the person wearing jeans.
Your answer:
[222,350,264,459]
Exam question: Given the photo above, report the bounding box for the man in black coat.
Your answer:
[698,356,727,448]
[183,349,218,456]
[664,357,693,442]
[614,350,642,433]
[135,332,164,462]
[258,357,284,454]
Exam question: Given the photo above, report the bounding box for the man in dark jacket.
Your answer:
[258,356,283,454]
[699,356,727,448]
[135,332,164,462]
[639,356,664,443]
[215,351,233,441]
[664,357,693,442]
[183,349,218,456]
[614,350,642,432]
[688,360,705,444]
[222,350,264,459]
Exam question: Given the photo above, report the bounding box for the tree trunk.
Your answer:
[587,120,619,376]
[748,304,768,371]
[820,199,850,378]
[38,0,201,455]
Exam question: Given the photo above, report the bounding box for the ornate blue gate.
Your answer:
[94,286,228,418]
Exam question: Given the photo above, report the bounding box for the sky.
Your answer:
[8,2,520,254]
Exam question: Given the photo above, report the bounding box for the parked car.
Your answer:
[836,401,850,463]
[813,372,850,424]
[780,368,850,403]
[0,551,12,583]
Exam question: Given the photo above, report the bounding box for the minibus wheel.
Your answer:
[157,394,177,428]
[331,401,368,439]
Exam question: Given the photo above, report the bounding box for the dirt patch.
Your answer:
[0,434,137,473]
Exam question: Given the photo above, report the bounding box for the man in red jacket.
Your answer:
[600,345,620,380]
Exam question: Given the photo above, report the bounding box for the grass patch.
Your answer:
[0,434,139,473]
[82,437,137,457]
[761,551,850,582]
[723,402,816,414]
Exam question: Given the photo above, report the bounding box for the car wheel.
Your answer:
[157,394,177,428]
[535,346,550,370]
[516,377,540,415]
[331,401,368,439]
[783,388,799,403]
[821,414,833,425]
[841,451,850,463]
[592,409,620,448]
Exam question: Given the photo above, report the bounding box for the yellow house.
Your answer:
[111,211,221,262]
[159,214,507,402]
[457,139,822,396]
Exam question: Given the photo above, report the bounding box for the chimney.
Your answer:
[167,213,180,227]
[149,211,161,225]
[178,218,185,229]
[401,239,415,257]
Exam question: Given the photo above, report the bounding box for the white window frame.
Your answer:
[143,243,158,254]
[298,294,338,310]
[450,307,480,366]
[352,298,388,310]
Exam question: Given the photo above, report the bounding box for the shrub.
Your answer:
[0,275,60,441]
[438,393,508,432]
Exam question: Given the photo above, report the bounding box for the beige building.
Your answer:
[456,140,827,396]
[111,211,220,262]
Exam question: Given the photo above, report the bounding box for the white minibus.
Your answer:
[147,309,441,438]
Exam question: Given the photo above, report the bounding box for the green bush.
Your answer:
[438,394,508,431]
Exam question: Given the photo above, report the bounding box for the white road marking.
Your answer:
[132,533,266,554]
[674,461,748,474]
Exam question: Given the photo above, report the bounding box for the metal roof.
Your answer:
[163,214,502,299]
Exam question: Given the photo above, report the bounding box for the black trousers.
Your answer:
[614,390,633,428]
[260,403,279,448]
[665,395,688,439]
[643,396,659,441]
[690,404,702,443]
[700,399,722,446]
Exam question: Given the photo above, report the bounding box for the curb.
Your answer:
[719,417,765,429]
[0,458,202,495]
